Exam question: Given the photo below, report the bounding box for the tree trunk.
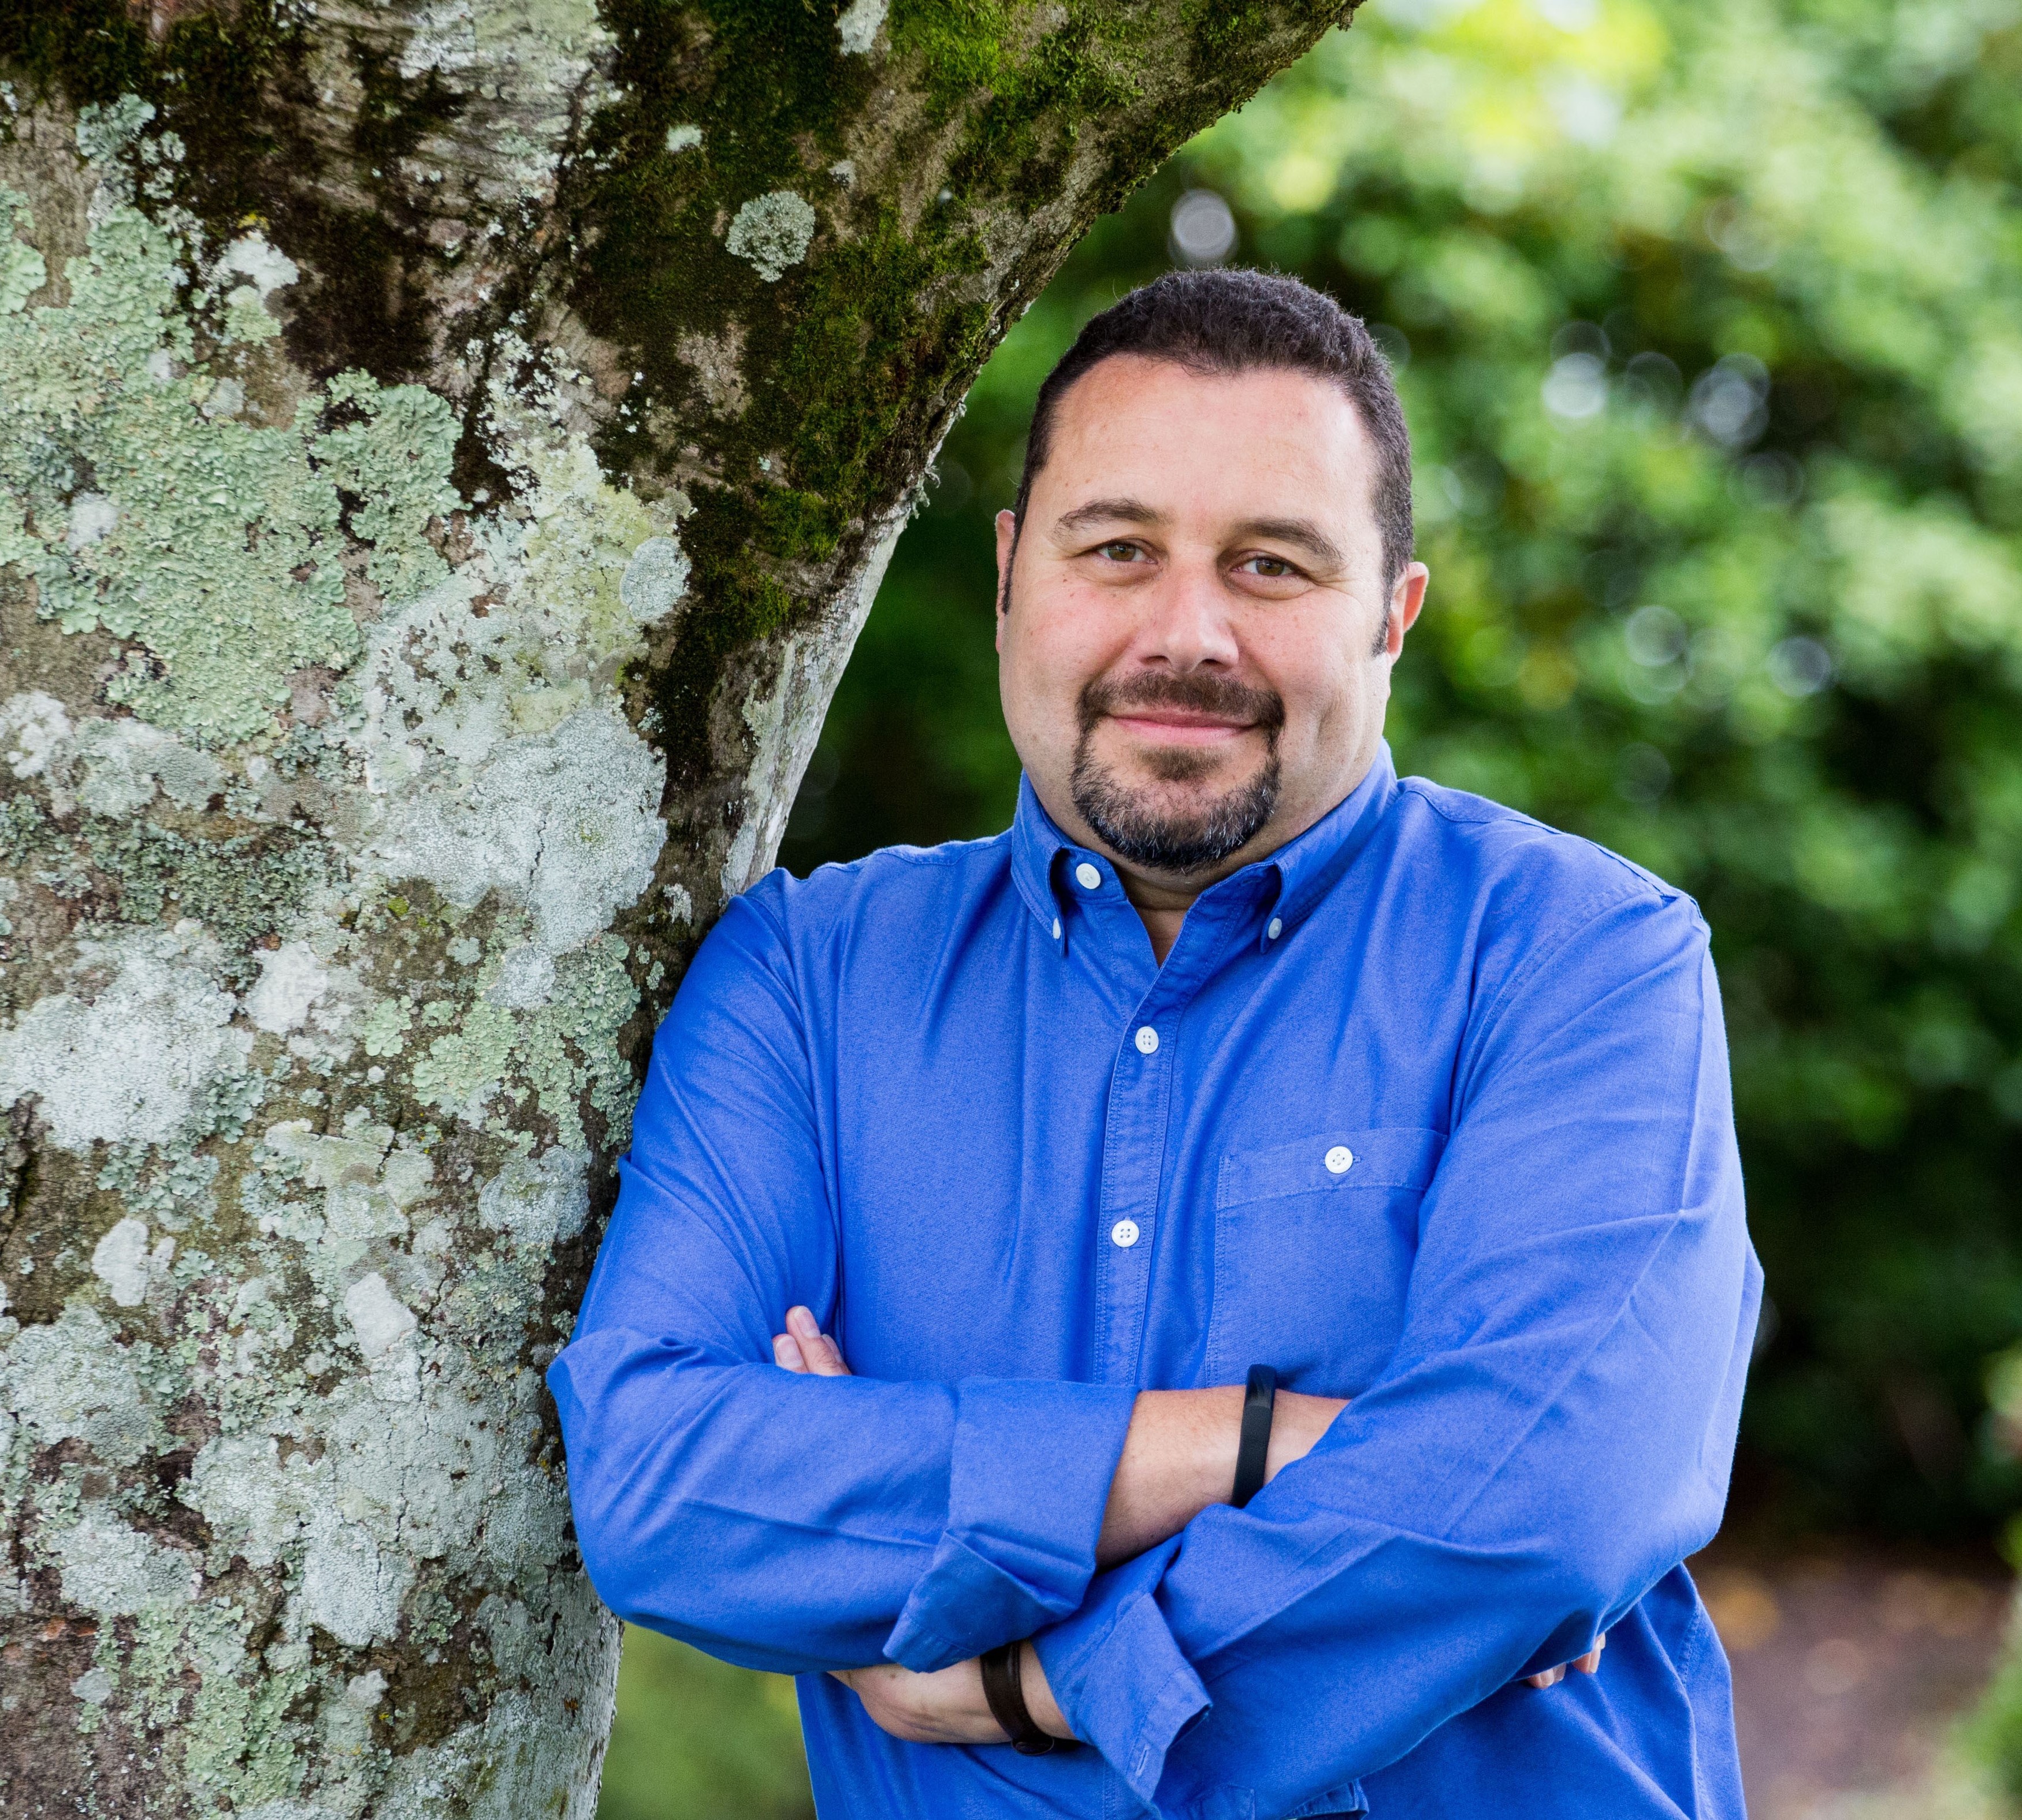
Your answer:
[0,3,1346,1811]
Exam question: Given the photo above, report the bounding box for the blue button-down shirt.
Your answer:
[551,745,1760,1820]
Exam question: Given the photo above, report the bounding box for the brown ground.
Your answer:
[1696,1548,2013,1818]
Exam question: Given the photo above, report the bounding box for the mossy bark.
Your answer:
[0,2,1350,1812]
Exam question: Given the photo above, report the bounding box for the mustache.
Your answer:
[1076,671,1287,736]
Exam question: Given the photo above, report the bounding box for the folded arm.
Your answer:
[776,1306,1600,1746]
[1018,890,1759,1814]
[791,1308,1345,1572]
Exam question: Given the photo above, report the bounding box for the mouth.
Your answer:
[1102,708,1259,749]
[1076,673,1287,772]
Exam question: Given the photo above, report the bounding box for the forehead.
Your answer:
[1036,354,1377,531]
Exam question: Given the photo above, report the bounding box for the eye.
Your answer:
[1239,554,1299,580]
[1095,541,1146,563]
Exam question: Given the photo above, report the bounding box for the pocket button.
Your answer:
[1324,1146,1355,1175]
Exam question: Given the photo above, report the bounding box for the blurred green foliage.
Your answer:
[780,0,2022,1545]
[595,1626,812,1820]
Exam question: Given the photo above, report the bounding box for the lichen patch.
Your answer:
[619,534,691,623]
[90,1215,159,1306]
[0,183,47,311]
[725,190,818,283]
[0,688,72,781]
[367,708,664,960]
[0,924,250,1153]
[343,1271,417,1361]
[837,0,889,55]
[52,1501,199,1618]
[244,942,332,1036]
[2,1304,165,1466]
[0,176,463,744]
[72,715,224,816]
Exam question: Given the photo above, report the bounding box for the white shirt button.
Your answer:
[1110,1219,1140,1248]
[1324,1145,1355,1175]
[1267,917,1283,940]
[1075,861,1101,890]
[1135,1026,1159,1055]
[1051,918,1062,941]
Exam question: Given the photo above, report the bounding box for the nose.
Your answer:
[1132,556,1240,674]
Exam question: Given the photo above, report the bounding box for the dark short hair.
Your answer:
[1012,269,1414,590]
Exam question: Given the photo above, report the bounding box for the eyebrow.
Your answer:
[1052,496,1165,536]
[1228,517,1347,571]
[1050,500,1348,573]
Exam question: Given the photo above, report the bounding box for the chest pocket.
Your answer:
[1206,1127,1447,1394]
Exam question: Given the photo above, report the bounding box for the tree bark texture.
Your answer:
[0,2,1348,1812]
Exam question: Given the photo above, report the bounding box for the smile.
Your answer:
[1104,711,1258,747]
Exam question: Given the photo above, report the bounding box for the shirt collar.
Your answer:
[1254,741,1398,943]
[1009,742,1399,953]
[1009,778,1083,953]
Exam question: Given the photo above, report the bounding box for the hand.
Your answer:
[774,1305,850,1375]
[1526,1631,1605,1688]
[829,1658,1004,1745]
[831,1643,1073,1746]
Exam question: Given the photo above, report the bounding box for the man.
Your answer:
[551,270,1760,1819]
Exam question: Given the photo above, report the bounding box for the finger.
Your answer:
[1574,1641,1604,1674]
[773,1333,809,1371]
[1526,1666,1566,1689]
[785,1305,852,1376]
[804,1331,852,1377]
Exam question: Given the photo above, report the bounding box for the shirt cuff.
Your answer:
[1032,1542,1210,1812]
[883,1377,1138,1671]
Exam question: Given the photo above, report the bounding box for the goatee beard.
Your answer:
[1069,673,1285,876]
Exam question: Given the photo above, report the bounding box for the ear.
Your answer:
[1386,561,1430,657]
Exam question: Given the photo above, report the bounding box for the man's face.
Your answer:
[995,355,1429,885]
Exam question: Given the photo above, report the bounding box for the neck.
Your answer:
[1112,866,1201,966]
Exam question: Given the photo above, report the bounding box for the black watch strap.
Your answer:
[980,1641,1075,1755]
[1231,1364,1278,1508]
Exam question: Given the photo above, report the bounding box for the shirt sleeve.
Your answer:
[1031,885,1762,1818]
[548,889,1138,1676]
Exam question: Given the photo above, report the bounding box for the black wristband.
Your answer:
[980,1641,1075,1755]
[1231,1364,1278,1508]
